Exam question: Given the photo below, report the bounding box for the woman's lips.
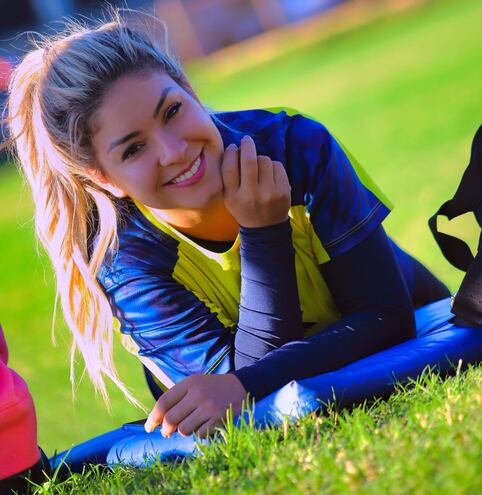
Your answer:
[164,151,206,188]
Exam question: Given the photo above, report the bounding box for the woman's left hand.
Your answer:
[144,373,247,438]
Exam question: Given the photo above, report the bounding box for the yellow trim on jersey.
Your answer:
[133,200,340,336]
[133,200,240,329]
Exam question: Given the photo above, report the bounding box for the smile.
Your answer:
[165,152,205,187]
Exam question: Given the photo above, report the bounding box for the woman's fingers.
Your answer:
[273,160,290,188]
[177,411,223,438]
[257,155,274,185]
[144,381,188,433]
[239,135,258,189]
[145,374,247,438]
[196,418,221,439]
[221,135,291,228]
[160,395,198,438]
[221,143,240,191]
[177,408,212,437]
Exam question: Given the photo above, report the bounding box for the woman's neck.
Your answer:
[148,201,239,242]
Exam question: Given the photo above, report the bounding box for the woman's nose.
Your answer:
[157,133,188,167]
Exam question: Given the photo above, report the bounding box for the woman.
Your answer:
[6,13,449,439]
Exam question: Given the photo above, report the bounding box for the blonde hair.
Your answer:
[5,10,189,405]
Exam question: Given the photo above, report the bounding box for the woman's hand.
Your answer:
[221,135,291,228]
[144,373,247,438]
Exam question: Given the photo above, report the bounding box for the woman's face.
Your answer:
[90,70,225,220]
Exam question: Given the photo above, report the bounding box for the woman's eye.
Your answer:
[122,143,143,161]
[164,101,182,123]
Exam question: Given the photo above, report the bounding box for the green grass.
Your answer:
[0,0,481,491]
[29,367,482,494]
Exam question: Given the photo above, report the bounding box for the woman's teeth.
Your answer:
[170,156,201,184]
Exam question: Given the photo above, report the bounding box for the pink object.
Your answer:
[0,57,12,92]
[0,325,40,479]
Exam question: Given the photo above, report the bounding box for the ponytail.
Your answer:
[6,13,188,406]
[5,26,166,406]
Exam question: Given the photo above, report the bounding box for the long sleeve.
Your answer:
[235,219,303,367]
[232,226,416,400]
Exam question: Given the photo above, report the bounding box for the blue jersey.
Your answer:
[97,108,391,390]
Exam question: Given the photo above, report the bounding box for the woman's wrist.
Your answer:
[239,217,290,233]
[239,218,293,249]
[231,367,260,401]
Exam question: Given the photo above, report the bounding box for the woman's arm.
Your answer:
[233,225,415,399]
[146,225,416,437]
[236,219,303,365]
[222,136,305,365]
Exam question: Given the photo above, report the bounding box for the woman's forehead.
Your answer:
[90,71,179,137]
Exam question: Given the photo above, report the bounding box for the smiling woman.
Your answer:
[89,71,232,238]
[4,9,450,440]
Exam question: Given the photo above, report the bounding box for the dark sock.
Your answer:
[0,449,51,495]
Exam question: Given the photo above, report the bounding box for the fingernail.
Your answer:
[242,135,251,141]
[161,428,170,438]
[227,143,237,151]
[144,418,154,433]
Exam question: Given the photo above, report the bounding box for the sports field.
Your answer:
[0,0,480,485]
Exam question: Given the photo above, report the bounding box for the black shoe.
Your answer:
[0,448,51,495]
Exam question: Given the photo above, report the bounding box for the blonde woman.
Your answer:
[6,13,449,439]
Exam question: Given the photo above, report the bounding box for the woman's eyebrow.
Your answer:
[108,130,141,153]
[108,87,174,154]
[153,86,173,118]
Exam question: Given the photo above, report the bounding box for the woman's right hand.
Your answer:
[221,135,291,228]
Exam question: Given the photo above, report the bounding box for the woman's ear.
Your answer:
[85,167,127,198]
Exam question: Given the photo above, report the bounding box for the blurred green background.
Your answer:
[0,0,480,455]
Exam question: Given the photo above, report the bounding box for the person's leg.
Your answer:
[0,450,50,495]
[390,239,451,308]
[49,427,135,475]
[0,326,51,493]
